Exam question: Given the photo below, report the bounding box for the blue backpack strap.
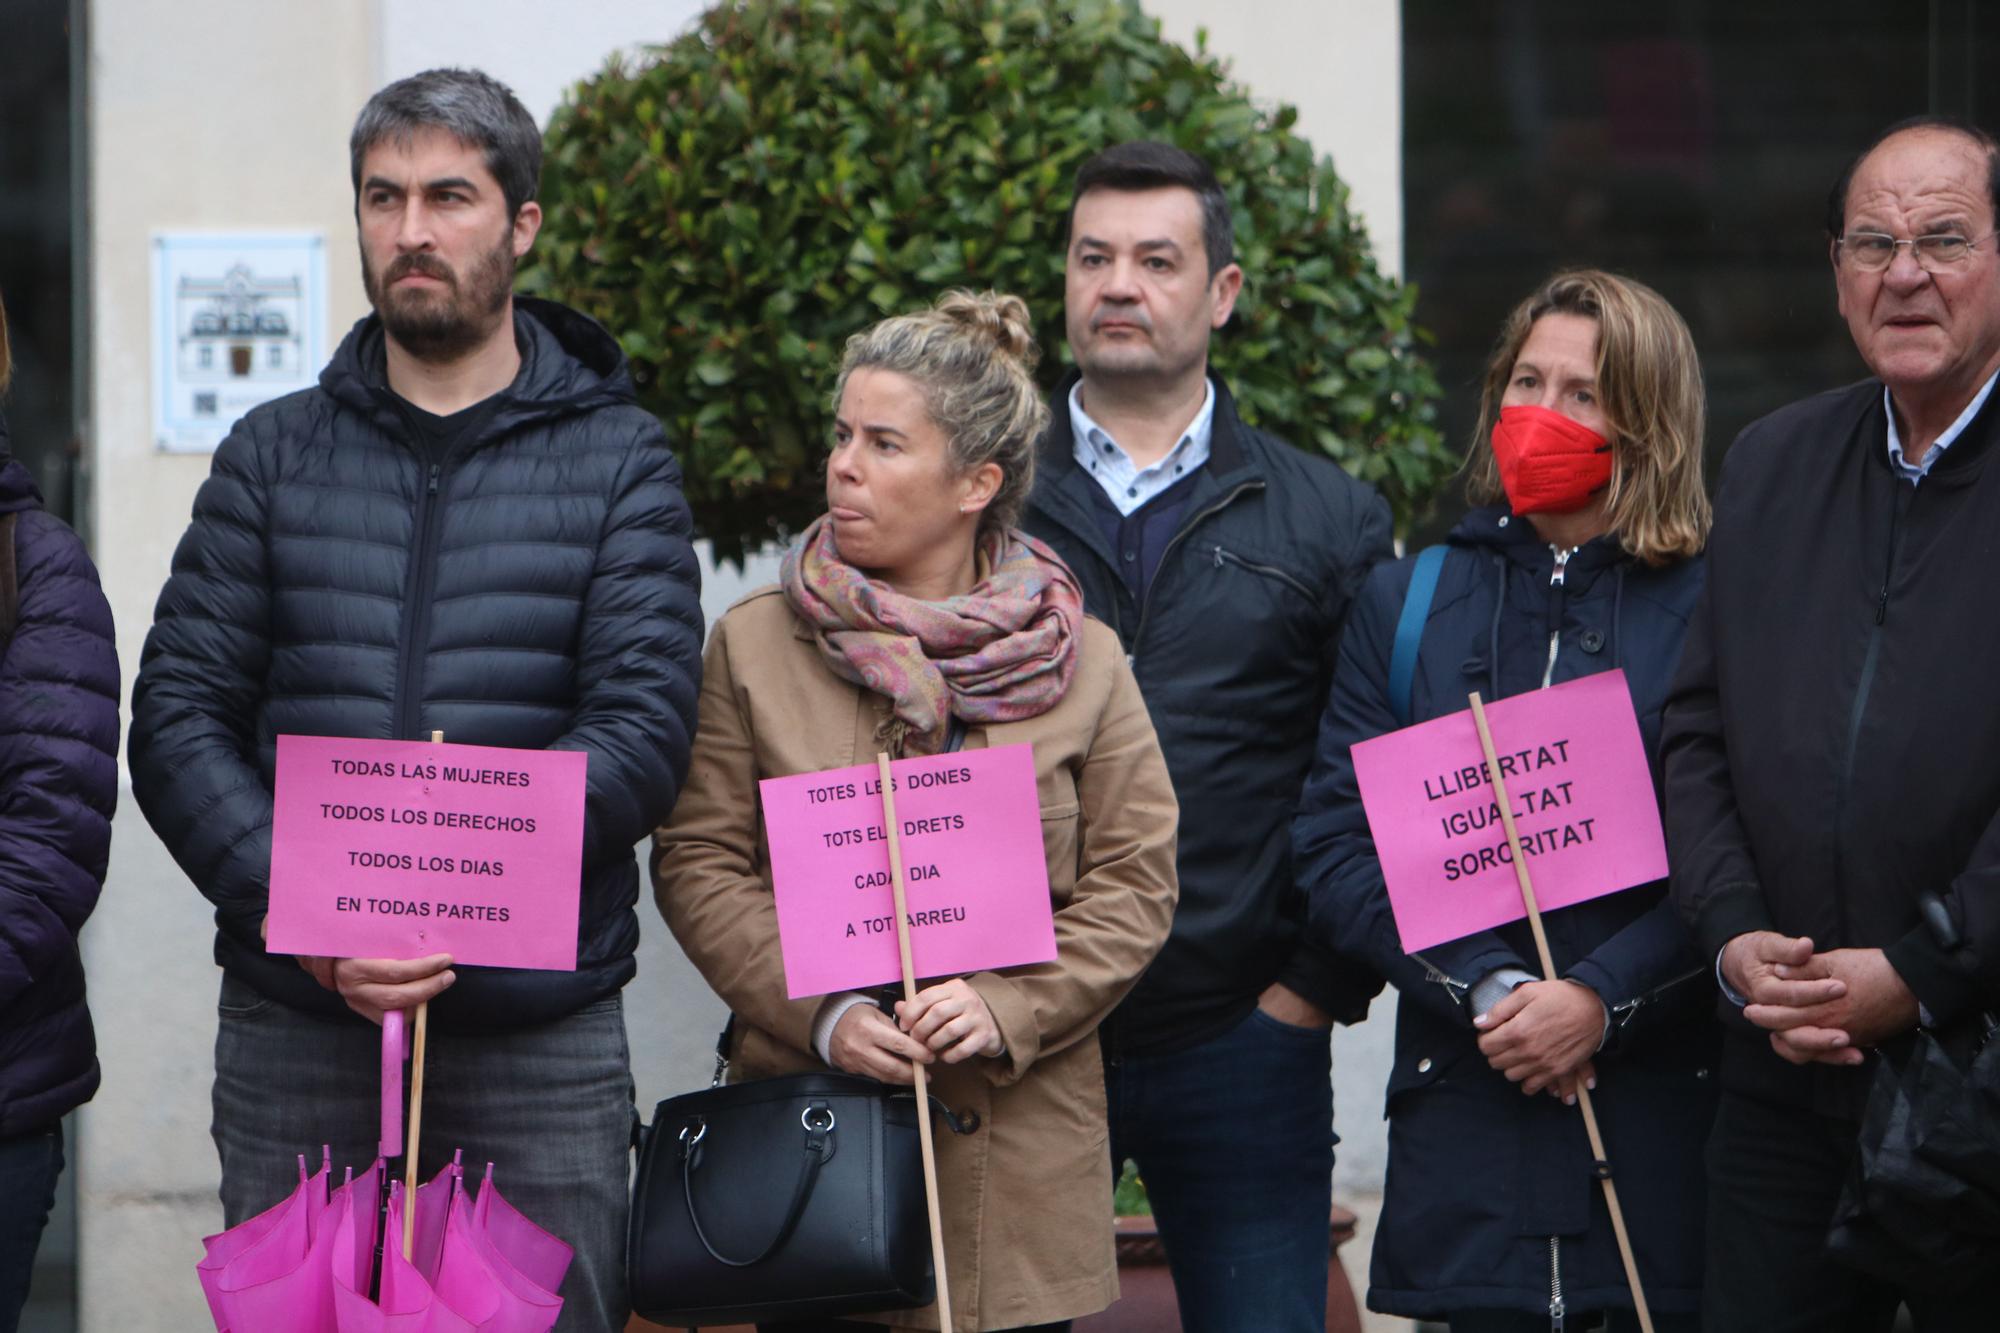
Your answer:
[1388,545,1448,728]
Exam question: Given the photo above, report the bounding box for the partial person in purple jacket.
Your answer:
[0,286,119,1333]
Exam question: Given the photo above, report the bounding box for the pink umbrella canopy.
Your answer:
[197,1147,335,1333]
[423,1160,571,1332]
[199,1012,572,1332]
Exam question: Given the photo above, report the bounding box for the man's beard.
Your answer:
[362,237,515,364]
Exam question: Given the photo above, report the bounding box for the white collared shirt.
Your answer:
[1885,368,2000,484]
[1069,379,1216,516]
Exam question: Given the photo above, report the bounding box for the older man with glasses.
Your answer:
[1663,114,2000,1331]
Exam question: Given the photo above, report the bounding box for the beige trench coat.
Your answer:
[653,586,1178,1331]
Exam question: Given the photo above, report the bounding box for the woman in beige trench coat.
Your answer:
[653,291,1179,1333]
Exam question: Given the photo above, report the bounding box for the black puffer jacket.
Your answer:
[1024,373,1392,1056]
[129,298,702,1030]
[1295,507,1716,1320]
[0,414,119,1136]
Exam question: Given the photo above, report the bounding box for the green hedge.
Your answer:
[527,0,1449,562]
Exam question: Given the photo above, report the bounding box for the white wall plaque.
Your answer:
[153,232,327,452]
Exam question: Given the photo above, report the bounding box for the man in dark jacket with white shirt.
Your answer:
[1663,115,2000,1330]
[1023,141,1392,1332]
[128,70,701,1332]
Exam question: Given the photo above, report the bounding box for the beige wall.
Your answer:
[92,4,377,696]
[1144,0,1403,277]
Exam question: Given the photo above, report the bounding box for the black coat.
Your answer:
[1294,507,1716,1319]
[0,413,119,1135]
[1665,379,2000,1114]
[1022,373,1392,1056]
[129,299,702,1030]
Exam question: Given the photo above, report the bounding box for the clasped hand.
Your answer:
[1474,979,1605,1102]
[1722,931,1917,1066]
[828,978,1002,1085]
[263,916,456,1024]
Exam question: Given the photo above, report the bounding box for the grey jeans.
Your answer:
[212,974,636,1333]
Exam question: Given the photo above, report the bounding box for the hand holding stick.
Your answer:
[401,729,446,1260]
[878,752,956,1332]
[1467,692,1653,1333]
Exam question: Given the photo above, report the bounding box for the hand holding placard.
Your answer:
[877,751,955,1333]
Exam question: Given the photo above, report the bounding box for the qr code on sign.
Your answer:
[194,392,218,416]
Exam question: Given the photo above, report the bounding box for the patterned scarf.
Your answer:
[780,516,1084,751]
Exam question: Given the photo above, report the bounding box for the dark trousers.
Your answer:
[1106,1006,1335,1333]
[0,1121,61,1333]
[760,1322,1069,1332]
[1704,1088,1985,1332]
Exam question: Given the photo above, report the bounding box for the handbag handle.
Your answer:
[679,1099,837,1268]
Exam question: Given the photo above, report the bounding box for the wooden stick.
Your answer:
[878,751,954,1333]
[402,728,446,1262]
[1467,692,1654,1333]
[402,998,429,1261]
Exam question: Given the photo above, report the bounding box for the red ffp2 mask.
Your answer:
[1489,405,1613,515]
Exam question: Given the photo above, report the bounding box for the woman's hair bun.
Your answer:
[935,289,1038,371]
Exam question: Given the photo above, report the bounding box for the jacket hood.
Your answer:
[0,410,45,516]
[318,295,638,438]
[1448,502,1629,576]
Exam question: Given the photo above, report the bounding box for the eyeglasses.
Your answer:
[1837,231,1996,272]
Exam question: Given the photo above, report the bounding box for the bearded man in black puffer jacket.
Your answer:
[128,69,701,1333]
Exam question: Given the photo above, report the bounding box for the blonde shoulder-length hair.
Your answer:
[1464,269,1709,565]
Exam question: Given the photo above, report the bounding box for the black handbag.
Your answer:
[628,1019,961,1329]
[1826,895,2000,1292]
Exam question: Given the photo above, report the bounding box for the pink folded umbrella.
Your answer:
[199,999,574,1332]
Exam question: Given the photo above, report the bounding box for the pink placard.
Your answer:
[265,735,587,971]
[759,743,1056,998]
[1351,670,1667,953]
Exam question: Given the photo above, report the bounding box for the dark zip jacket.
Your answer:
[129,298,702,1031]
[1295,506,1714,1318]
[0,413,119,1135]
[1023,372,1392,1056]
[1665,377,2000,1115]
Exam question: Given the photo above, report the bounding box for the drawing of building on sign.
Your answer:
[175,262,306,389]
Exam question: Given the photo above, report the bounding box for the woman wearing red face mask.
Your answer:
[1293,270,1717,1331]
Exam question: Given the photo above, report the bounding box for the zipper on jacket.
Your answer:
[1211,544,1318,602]
[392,460,448,740]
[1548,1235,1565,1332]
[1540,545,1576,689]
[1412,953,1472,1007]
[1125,480,1263,668]
[1608,963,1706,1034]
[1832,483,1908,940]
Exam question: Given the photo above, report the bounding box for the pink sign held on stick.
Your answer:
[266,735,587,971]
[1351,670,1667,953]
[760,742,1056,998]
